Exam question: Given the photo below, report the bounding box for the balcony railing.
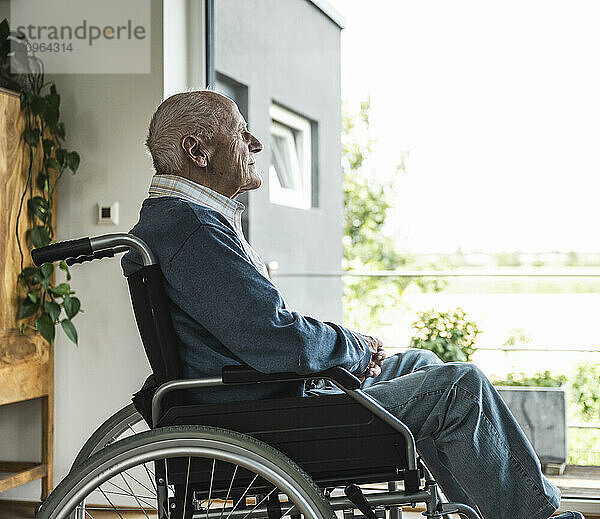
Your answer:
[271,267,600,496]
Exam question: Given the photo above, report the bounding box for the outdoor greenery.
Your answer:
[341,95,600,466]
[491,371,567,388]
[0,19,81,345]
[490,364,600,423]
[568,428,600,466]
[342,98,446,330]
[570,362,600,422]
[568,363,600,464]
[409,308,480,363]
[342,97,409,330]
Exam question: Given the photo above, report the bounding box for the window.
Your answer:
[269,104,313,209]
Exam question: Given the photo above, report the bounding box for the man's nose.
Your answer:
[249,132,263,154]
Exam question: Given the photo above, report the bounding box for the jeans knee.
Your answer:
[407,348,444,368]
[444,362,489,393]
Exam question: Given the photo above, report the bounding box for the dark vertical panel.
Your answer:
[215,72,250,239]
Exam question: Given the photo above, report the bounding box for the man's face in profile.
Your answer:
[210,97,263,197]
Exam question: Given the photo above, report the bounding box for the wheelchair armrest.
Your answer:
[221,365,361,390]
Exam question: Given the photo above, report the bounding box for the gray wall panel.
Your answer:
[215,0,343,322]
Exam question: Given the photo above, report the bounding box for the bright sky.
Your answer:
[328,0,600,253]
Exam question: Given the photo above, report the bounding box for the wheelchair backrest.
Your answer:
[127,264,182,384]
[31,233,182,393]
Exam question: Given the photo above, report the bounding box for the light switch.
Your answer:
[97,202,119,225]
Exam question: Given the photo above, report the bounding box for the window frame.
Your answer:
[268,103,313,210]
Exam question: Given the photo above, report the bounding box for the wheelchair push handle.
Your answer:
[32,237,93,266]
[222,364,362,390]
[31,233,157,267]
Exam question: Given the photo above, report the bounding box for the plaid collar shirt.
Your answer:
[148,174,270,280]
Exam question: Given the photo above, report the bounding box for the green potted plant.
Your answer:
[0,19,82,345]
[409,307,480,362]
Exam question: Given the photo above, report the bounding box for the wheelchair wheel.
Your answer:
[38,425,334,519]
[70,403,145,470]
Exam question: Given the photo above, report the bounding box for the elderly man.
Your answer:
[122,91,581,519]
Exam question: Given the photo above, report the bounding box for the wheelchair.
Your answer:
[31,233,483,519]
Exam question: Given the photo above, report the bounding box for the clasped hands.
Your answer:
[357,333,386,383]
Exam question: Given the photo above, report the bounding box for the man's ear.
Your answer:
[181,135,208,168]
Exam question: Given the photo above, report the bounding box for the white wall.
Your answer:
[164,0,206,97]
[0,0,165,500]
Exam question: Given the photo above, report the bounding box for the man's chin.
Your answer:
[238,175,262,195]
[247,173,263,191]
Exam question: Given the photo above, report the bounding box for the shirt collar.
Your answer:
[148,174,244,231]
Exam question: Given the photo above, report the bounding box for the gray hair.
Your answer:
[146,90,230,175]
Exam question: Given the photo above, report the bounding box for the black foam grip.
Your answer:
[221,365,361,390]
[31,237,93,266]
[66,248,116,266]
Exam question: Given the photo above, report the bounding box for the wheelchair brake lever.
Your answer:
[344,484,378,519]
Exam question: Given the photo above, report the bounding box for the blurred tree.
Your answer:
[342,97,409,330]
[566,251,579,267]
[342,98,446,331]
[503,328,532,346]
[496,252,522,267]
[571,362,600,422]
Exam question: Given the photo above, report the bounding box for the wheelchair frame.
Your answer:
[32,233,483,519]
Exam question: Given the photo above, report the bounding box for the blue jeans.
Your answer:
[317,349,561,519]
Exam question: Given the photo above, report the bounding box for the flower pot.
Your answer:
[497,386,567,474]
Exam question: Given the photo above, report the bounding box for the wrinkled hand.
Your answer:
[357,333,386,382]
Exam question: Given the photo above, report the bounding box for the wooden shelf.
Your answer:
[0,89,54,500]
[0,462,47,494]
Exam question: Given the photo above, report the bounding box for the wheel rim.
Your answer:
[47,436,329,519]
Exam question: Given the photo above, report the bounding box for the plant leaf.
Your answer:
[42,138,55,155]
[50,282,70,296]
[45,157,61,172]
[32,268,44,285]
[59,260,71,281]
[43,95,60,127]
[44,301,61,322]
[20,266,38,282]
[30,226,50,248]
[30,95,45,117]
[27,196,49,222]
[36,314,55,344]
[23,127,40,147]
[61,319,77,345]
[53,122,66,140]
[0,19,9,41]
[40,262,54,279]
[55,148,66,167]
[66,151,80,173]
[63,295,81,319]
[19,298,39,319]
